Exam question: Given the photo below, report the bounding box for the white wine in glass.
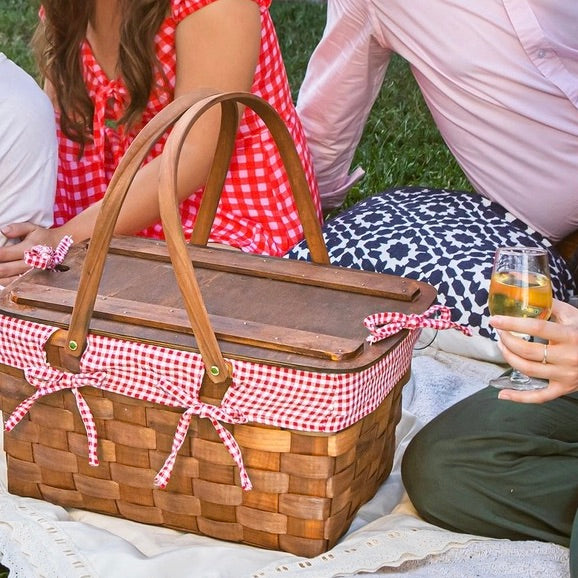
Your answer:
[488,247,552,390]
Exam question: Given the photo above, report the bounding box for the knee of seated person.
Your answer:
[401,427,459,522]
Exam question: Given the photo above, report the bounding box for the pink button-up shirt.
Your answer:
[298,0,578,242]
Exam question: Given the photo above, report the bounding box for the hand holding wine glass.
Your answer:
[489,299,578,403]
[487,247,553,390]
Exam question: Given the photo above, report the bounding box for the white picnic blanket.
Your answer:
[0,348,570,577]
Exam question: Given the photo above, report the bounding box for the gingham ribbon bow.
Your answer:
[364,304,472,344]
[5,366,107,466]
[24,235,74,270]
[154,378,252,490]
[93,80,129,165]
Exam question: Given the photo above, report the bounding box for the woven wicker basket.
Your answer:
[0,365,406,557]
[0,92,434,558]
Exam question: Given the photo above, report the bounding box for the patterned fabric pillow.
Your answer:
[286,188,576,341]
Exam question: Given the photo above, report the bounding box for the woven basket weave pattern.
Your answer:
[0,93,429,557]
[0,368,405,557]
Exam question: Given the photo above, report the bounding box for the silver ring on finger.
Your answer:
[541,343,549,364]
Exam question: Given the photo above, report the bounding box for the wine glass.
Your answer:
[487,247,553,390]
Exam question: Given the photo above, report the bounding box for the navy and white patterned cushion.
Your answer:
[286,188,576,341]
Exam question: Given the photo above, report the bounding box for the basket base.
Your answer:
[0,368,407,557]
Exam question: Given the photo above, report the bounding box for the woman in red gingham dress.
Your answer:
[0,0,322,282]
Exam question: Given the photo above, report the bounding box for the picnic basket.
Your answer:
[0,92,443,557]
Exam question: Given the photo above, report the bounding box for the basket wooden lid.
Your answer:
[0,238,436,373]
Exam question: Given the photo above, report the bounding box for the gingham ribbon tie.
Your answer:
[364,304,472,344]
[24,235,74,271]
[154,378,252,490]
[5,366,107,466]
[94,80,128,162]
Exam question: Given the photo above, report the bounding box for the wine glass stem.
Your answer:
[510,369,531,384]
[509,333,532,384]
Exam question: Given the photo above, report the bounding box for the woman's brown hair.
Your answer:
[33,0,170,148]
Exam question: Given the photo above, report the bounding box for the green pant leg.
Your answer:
[402,387,578,550]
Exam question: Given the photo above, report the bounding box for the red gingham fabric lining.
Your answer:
[0,307,459,489]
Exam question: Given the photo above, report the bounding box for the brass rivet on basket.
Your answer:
[68,340,78,351]
[209,366,220,376]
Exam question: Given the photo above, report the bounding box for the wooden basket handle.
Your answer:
[61,91,328,381]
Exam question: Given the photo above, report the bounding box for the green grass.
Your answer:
[0,0,38,74]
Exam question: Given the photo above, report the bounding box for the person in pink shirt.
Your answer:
[288,0,577,353]
[297,0,578,244]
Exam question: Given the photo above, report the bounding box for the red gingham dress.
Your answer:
[53,0,322,256]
